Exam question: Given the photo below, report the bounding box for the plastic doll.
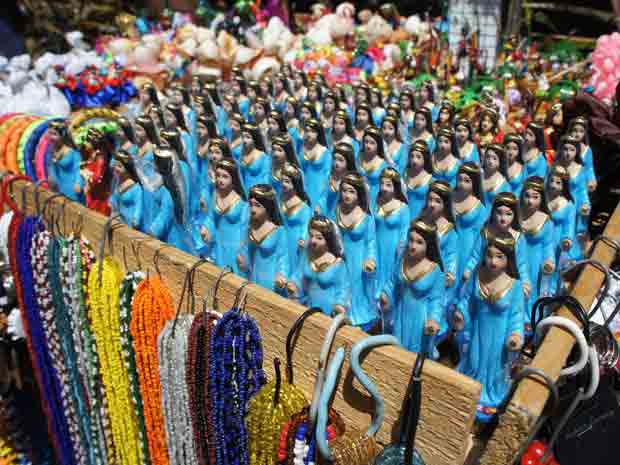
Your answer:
[359,126,389,209]
[47,120,85,203]
[520,176,555,323]
[280,163,313,274]
[329,110,360,160]
[432,127,462,189]
[273,73,292,114]
[568,116,596,192]
[306,80,323,117]
[164,103,196,169]
[284,96,300,133]
[381,115,408,176]
[231,75,251,121]
[553,135,590,255]
[475,107,503,153]
[267,110,288,153]
[370,87,386,127]
[405,140,433,221]
[482,144,511,206]
[454,118,480,164]
[226,113,245,161]
[399,89,415,145]
[318,142,357,218]
[379,219,444,355]
[462,193,531,299]
[237,184,289,294]
[504,134,526,199]
[374,167,411,295]
[353,103,372,143]
[300,118,332,208]
[240,123,271,190]
[292,70,308,102]
[436,100,455,130]
[412,107,436,154]
[334,172,378,331]
[321,91,340,142]
[270,135,300,199]
[287,215,350,316]
[453,234,524,421]
[453,162,488,286]
[522,122,548,179]
[417,81,437,121]
[110,150,144,230]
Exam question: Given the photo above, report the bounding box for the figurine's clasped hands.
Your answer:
[506,333,522,351]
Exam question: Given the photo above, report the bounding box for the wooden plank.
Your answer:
[12,180,481,465]
[481,202,620,465]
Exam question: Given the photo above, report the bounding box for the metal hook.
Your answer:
[187,258,209,315]
[205,266,232,313]
[588,235,620,260]
[171,266,194,336]
[285,307,322,385]
[98,214,122,286]
[562,259,610,319]
[233,281,252,311]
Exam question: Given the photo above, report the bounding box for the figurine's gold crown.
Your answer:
[503,133,523,146]
[523,176,545,192]
[364,125,381,138]
[380,166,401,182]
[410,140,430,156]
[215,158,237,171]
[430,180,452,195]
[494,192,518,207]
[437,127,454,140]
[342,172,365,188]
[250,184,276,199]
[486,143,505,157]
[309,216,332,233]
[282,162,302,179]
[411,218,436,235]
[551,165,570,180]
[570,116,588,128]
[305,118,321,131]
[459,162,481,176]
[488,233,516,250]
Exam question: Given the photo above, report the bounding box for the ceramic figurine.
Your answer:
[412,107,436,154]
[436,100,455,130]
[417,81,437,121]
[374,167,410,296]
[300,118,332,208]
[334,83,353,117]
[252,97,271,144]
[520,176,555,324]
[247,80,260,105]
[231,74,251,121]
[504,134,526,199]
[381,115,408,176]
[329,110,360,160]
[321,91,340,142]
[399,89,415,145]
[168,82,197,152]
[405,140,433,221]
[353,103,373,143]
[292,101,319,156]
[287,215,350,316]
[334,172,378,331]
[475,107,503,153]
[482,144,511,206]
[284,96,301,133]
[280,163,313,275]
[385,102,400,120]
[522,123,548,179]
[454,118,480,164]
[463,193,531,298]
[118,116,139,156]
[267,110,288,154]
[355,83,371,107]
[226,113,245,161]
[370,87,386,127]
[454,234,524,421]
[432,127,462,189]
[379,218,444,355]
[81,128,113,216]
[292,69,308,102]
[194,94,216,120]
[273,73,292,114]
[110,150,144,230]
[259,77,274,100]
[240,123,271,190]
[318,141,358,218]
[47,120,85,203]
[217,94,239,136]
[237,184,289,294]
[160,128,193,221]
[568,116,596,192]
[133,115,162,226]
[164,103,197,169]
[544,102,563,163]
[196,116,219,182]
[270,135,299,199]
[148,104,166,133]
[359,126,389,209]
[306,80,323,117]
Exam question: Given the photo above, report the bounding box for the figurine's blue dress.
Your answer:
[243,226,289,293]
[240,150,271,190]
[432,157,462,189]
[359,159,389,212]
[194,150,210,188]
[372,108,386,127]
[184,108,198,156]
[208,196,249,275]
[524,152,548,179]
[281,201,313,275]
[335,209,378,328]
[290,127,304,158]
[49,148,85,203]
[386,141,408,176]
[291,257,351,316]
[300,146,332,208]
[180,130,197,173]
[238,97,251,121]
[549,200,578,291]
[230,141,243,162]
[566,164,590,238]
[581,145,596,187]
[317,178,339,218]
[483,176,511,207]
[134,149,159,226]
[522,215,555,320]
[457,274,524,415]
[374,202,410,295]
[405,174,432,221]
[382,258,444,355]
[216,107,228,137]
[414,134,436,154]
[437,222,459,331]
[461,143,480,164]
[507,165,526,200]
[400,114,414,145]
[148,185,190,253]
[455,199,488,286]
[192,178,215,257]
[110,181,144,231]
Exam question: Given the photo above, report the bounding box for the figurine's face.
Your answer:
[255,104,266,119]
[571,124,585,142]
[164,109,176,127]
[562,143,577,163]
[356,90,367,104]
[197,124,208,140]
[438,135,451,154]
[485,245,508,274]
[232,81,241,95]
[400,96,411,110]
[363,135,377,155]
[275,79,284,93]
[324,98,336,113]
[548,175,563,194]
[249,198,268,222]
[242,131,254,148]
[309,228,327,254]
[281,175,294,194]
[419,87,429,102]
[379,177,394,198]
[48,128,61,144]
[223,100,233,113]
[260,81,270,96]
[427,192,444,218]
[409,150,425,170]
[481,115,493,132]
[135,124,147,143]
[285,103,295,118]
[333,152,347,173]
[170,89,183,105]
[407,230,427,259]
[439,109,450,123]
[455,125,469,143]
[215,167,233,191]
[484,150,500,173]
[457,172,473,194]
[382,121,395,140]
[334,117,346,135]
[272,145,286,164]
[269,118,280,134]
[304,128,318,144]
[414,113,427,131]
[300,107,312,122]
[525,128,536,146]
[340,182,358,207]
[387,108,398,118]
[370,93,379,106]
[506,142,519,163]
[294,74,304,89]
[248,88,257,100]
[523,188,542,212]
[494,205,514,231]
[308,86,318,101]
[357,110,369,126]
[231,120,241,133]
[210,145,224,162]
[553,110,563,126]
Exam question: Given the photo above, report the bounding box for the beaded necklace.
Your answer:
[130,276,174,465]
[119,271,151,465]
[88,256,142,465]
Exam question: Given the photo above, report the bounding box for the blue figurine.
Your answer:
[195,115,220,182]
[359,126,389,210]
[399,90,415,145]
[109,150,144,230]
[216,94,237,138]
[300,118,332,208]
[287,215,351,316]
[169,82,198,152]
[270,135,299,199]
[118,116,139,156]
[417,81,437,122]
[374,167,410,295]
[237,184,289,294]
[454,234,524,422]
[240,123,271,190]
[334,172,378,331]
[405,140,433,221]
[284,96,301,136]
[329,110,360,160]
[370,87,386,128]
[568,116,597,193]
[280,163,313,274]
[379,219,444,355]
[320,91,340,144]
[382,115,408,176]
[317,141,358,219]
[160,128,194,222]
[520,176,556,326]
[522,123,548,179]
[231,75,251,121]
[306,81,323,118]
[164,103,196,170]
[133,115,162,226]
[412,107,436,154]
[267,110,289,155]
[273,73,291,114]
[204,159,249,273]
[292,101,318,156]
[436,100,455,130]
[47,121,85,203]
[353,103,373,143]
[482,144,511,206]
[227,113,245,161]
[455,118,480,164]
[432,127,462,189]
[504,134,526,199]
